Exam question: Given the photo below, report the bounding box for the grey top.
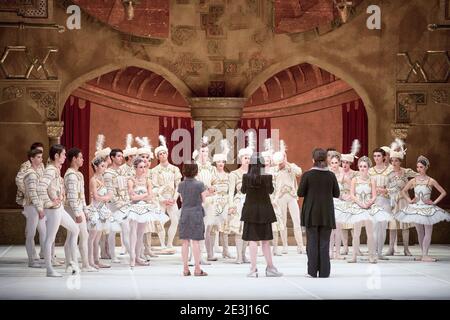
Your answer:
[177,178,206,211]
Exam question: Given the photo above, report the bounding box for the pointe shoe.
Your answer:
[200,259,211,265]
[273,250,282,256]
[242,256,250,264]
[377,255,388,260]
[421,256,437,262]
[265,267,283,277]
[136,259,150,266]
[297,246,305,254]
[282,247,289,254]
[247,269,258,278]
[369,256,378,264]
[28,261,42,268]
[47,269,62,277]
[95,262,111,268]
[111,258,121,263]
[82,266,98,272]
[404,249,412,256]
[334,254,345,260]
[384,249,395,256]
[222,252,235,259]
[39,252,44,259]
[347,257,357,263]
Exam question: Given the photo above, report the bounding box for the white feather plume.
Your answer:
[350,139,361,158]
[220,139,230,157]
[159,135,167,148]
[202,136,209,145]
[248,131,256,151]
[390,138,406,155]
[264,138,272,152]
[96,134,105,151]
[135,136,150,148]
[125,133,133,149]
[192,150,199,160]
[280,140,286,154]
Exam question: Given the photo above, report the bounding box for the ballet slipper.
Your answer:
[421,256,437,262]
[404,248,412,256]
[385,248,395,256]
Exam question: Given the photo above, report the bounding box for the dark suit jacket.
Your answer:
[240,174,277,224]
[297,168,339,229]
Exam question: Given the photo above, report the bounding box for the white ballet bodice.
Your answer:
[355,180,373,205]
[414,183,432,205]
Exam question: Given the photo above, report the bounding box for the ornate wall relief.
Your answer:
[397,51,450,83]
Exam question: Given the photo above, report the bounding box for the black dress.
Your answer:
[240,174,277,241]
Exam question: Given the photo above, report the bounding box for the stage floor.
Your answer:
[1,245,449,300]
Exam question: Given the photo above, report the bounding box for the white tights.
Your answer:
[129,220,146,265]
[44,207,79,273]
[23,206,46,263]
[108,220,130,260]
[415,224,433,257]
[351,220,375,261]
[88,229,102,266]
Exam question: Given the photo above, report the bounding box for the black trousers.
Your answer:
[306,226,332,278]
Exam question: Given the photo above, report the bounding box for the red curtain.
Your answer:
[159,116,193,169]
[237,118,271,152]
[61,96,91,200]
[342,99,368,170]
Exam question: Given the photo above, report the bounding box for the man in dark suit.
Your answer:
[297,148,340,278]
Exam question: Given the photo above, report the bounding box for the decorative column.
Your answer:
[188,97,247,135]
[46,120,64,146]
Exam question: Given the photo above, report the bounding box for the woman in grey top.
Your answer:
[178,163,209,276]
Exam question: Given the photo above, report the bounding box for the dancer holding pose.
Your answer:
[87,157,112,269]
[369,148,393,259]
[22,148,46,267]
[335,156,391,263]
[64,148,97,272]
[37,144,80,277]
[211,139,232,259]
[152,135,182,253]
[193,136,218,262]
[328,152,344,260]
[385,139,417,256]
[261,139,285,256]
[103,145,131,263]
[397,156,449,262]
[228,132,255,264]
[273,140,305,254]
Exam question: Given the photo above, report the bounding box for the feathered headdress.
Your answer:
[135,136,153,158]
[154,135,169,157]
[213,139,230,163]
[389,138,406,160]
[123,134,138,157]
[341,139,360,163]
[93,134,111,160]
[272,139,287,165]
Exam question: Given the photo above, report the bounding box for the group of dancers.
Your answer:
[328,139,449,263]
[15,132,449,277]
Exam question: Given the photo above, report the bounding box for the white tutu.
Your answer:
[120,201,168,224]
[335,200,392,224]
[87,202,111,232]
[396,203,450,225]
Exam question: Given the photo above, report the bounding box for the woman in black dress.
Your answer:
[241,153,283,278]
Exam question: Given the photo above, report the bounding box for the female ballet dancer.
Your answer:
[228,132,255,264]
[385,139,417,256]
[87,157,112,269]
[335,156,391,263]
[369,148,393,259]
[329,153,344,260]
[37,144,80,277]
[397,155,449,262]
[212,139,233,259]
[261,139,285,256]
[120,157,168,268]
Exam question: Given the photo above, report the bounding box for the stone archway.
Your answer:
[60,58,194,118]
[243,55,378,152]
